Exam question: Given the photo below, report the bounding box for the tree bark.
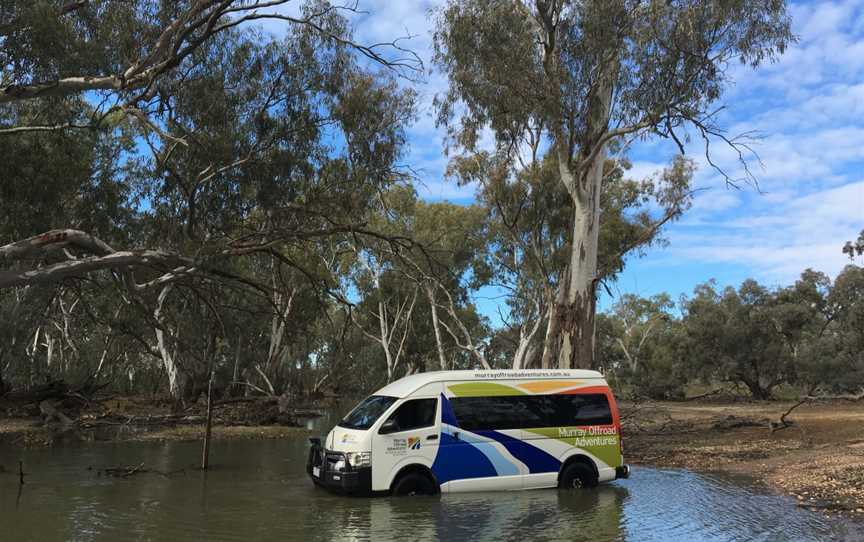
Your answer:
[541,292,562,369]
[743,378,772,400]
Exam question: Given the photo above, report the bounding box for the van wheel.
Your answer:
[559,462,597,490]
[392,472,437,496]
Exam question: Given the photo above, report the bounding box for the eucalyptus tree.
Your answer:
[607,293,674,374]
[844,230,864,261]
[0,1,419,401]
[682,279,794,399]
[451,148,694,369]
[404,199,490,370]
[0,98,135,392]
[0,0,419,289]
[434,0,793,369]
[341,185,490,380]
[346,232,421,384]
[816,265,864,392]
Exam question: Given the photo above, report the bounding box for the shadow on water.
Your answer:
[0,430,860,541]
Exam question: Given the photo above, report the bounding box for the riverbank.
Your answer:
[0,394,319,447]
[621,400,864,519]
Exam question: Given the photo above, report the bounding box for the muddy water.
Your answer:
[0,419,859,541]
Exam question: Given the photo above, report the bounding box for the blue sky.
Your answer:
[267,1,864,319]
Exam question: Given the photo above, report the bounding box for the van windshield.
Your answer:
[338,395,397,430]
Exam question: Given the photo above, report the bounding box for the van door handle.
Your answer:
[426,435,438,441]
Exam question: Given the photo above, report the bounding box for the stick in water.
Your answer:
[201,373,214,470]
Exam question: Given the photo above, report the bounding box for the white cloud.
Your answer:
[667,181,864,281]
[688,189,741,215]
[626,160,666,181]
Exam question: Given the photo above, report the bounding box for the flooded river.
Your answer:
[0,420,859,541]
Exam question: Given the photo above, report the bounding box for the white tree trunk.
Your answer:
[436,286,491,369]
[511,304,543,369]
[557,169,602,369]
[266,286,295,382]
[154,285,186,402]
[425,284,448,371]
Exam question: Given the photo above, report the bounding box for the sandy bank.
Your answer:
[622,400,864,519]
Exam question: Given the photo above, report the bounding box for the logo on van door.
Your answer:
[385,436,422,455]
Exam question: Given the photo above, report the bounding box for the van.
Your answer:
[306,369,630,496]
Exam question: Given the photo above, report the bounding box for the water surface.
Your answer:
[0,424,858,541]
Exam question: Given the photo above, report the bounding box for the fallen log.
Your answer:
[39,400,76,427]
[104,462,144,478]
[3,380,68,404]
[100,463,185,478]
[78,414,210,429]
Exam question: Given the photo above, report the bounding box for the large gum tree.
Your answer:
[433,0,794,369]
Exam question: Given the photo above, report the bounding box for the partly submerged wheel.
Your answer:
[391,472,437,496]
[559,462,597,490]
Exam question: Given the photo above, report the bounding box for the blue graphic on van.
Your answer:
[430,432,497,484]
[440,393,460,427]
[476,430,561,474]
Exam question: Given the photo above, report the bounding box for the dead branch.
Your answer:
[684,388,726,401]
[805,390,864,402]
[769,388,864,433]
[770,397,812,433]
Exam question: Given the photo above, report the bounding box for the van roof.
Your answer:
[373,369,606,398]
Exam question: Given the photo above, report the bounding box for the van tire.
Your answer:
[391,472,437,496]
[559,462,597,490]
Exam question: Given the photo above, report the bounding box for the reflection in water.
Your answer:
[0,432,858,541]
[315,486,626,542]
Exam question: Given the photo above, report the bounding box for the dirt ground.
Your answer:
[621,399,864,519]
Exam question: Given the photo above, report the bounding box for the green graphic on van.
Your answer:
[524,427,622,468]
[447,382,527,397]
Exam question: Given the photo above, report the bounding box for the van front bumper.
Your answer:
[615,465,631,480]
[307,438,373,496]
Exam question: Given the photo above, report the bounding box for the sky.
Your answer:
[265,0,864,318]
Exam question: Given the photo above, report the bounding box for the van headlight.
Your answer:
[345,452,371,468]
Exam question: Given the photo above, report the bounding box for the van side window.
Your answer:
[450,394,612,431]
[382,398,438,433]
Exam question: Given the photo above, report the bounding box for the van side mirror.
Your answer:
[379,418,398,435]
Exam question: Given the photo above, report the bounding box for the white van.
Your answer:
[307,369,630,496]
